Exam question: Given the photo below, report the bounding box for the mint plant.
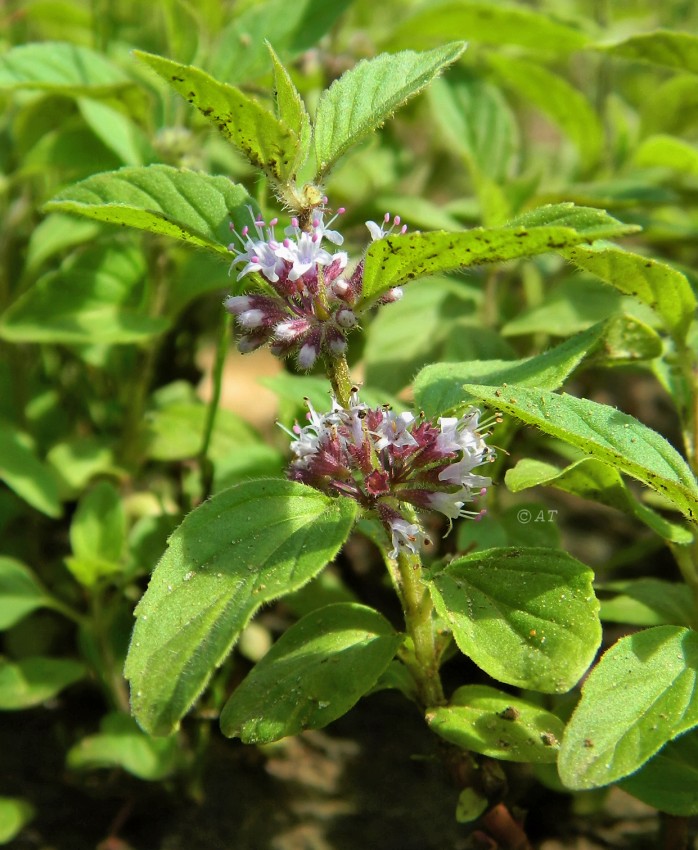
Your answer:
[2,2,698,847]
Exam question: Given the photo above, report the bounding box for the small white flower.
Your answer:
[373,410,418,451]
[388,517,425,559]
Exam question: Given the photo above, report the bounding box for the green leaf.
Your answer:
[429,71,519,182]
[269,45,311,176]
[641,75,698,136]
[313,42,466,179]
[77,98,152,166]
[66,481,126,587]
[0,797,35,845]
[0,558,49,630]
[562,243,696,342]
[0,418,62,518]
[211,0,354,85]
[358,204,637,306]
[387,1,590,55]
[634,134,698,177]
[144,402,263,461]
[558,626,698,789]
[220,603,401,743]
[0,657,86,709]
[414,321,608,418]
[364,276,479,395]
[25,213,102,273]
[619,728,698,816]
[457,503,561,553]
[125,479,357,736]
[598,579,694,628]
[427,684,565,763]
[44,165,253,256]
[506,458,693,546]
[47,437,118,496]
[0,242,167,345]
[595,30,698,76]
[487,54,602,169]
[135,51,302,184]
[465,385,698,524]
[0,41,130,93]
[427,547,601,692]
[67,712,180,780]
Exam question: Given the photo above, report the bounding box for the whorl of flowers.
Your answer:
[284,392,498,558]
[224,204,406,369]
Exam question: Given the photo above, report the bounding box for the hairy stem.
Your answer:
[325,353,353,408]
[393,549,446,708]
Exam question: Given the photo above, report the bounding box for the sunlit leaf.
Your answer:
[427,547,600,692]
[125,479,357,735]
[465,385,698,523]
[427,684,565,762]
[221,603,401,742]
[559,626,698,789]
[313,43,466,179]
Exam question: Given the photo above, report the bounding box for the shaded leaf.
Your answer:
[634,134,698,177]
[67,712,180,780]
[598,579,694,628]
[595,30,698,76]
[0,658,86,709]
[0,558,49,630]
[0,797,35,845]
[0,418,62,518]
[388,1,590,55]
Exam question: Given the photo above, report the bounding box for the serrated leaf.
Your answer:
[269,45,311,176]
[634,134,698,177]
[0,418,62,518]
[358,204,636,306]
[0,657,86,709]
[427,684,565,762]
[44,165,253,255]
[220,603,401,743]
[562,243,696,343]
[313,42,466,179]
[506,458,693,545]
[619,728,698,815]
[0,41,129,93]
[594,30,698,76]
[135,51,302,184]
[387,1,590,55]
[486,54,603,169]
[0,797,35,845]
[67,712,180,780]
[427,547,601,692]
[125,479,357,736]
[598,579,694,628]
[559,626,698,789]
[414,321,608,418]
[465,385,698,524]
[0,558,49,630]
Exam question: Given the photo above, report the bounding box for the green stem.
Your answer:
[325,353,353,408]
[672,542,698,629]
[387,547,446,708]
[89,591,130,713]
[198,313,231,500]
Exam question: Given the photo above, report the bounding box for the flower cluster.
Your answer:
[285,392,497,558]
[225,205,406,369]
